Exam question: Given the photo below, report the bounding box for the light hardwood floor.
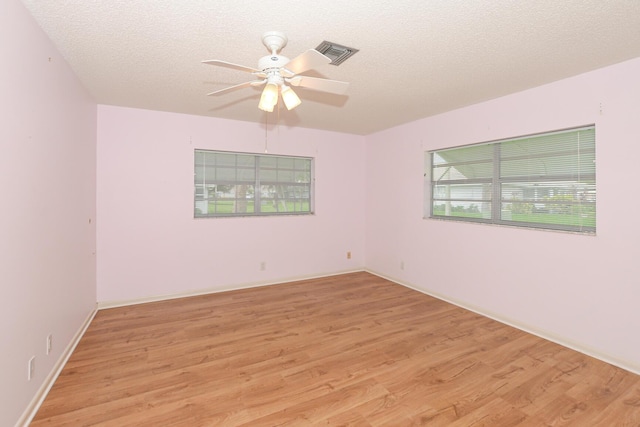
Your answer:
[32,272,640,426]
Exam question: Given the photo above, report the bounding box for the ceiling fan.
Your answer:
[202,31,350,112]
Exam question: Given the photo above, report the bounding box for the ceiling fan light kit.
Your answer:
[203,31,350,112]
[258,83,279,112]
[280,85,302,110]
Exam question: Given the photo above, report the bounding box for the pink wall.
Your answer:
[1,1,97,425]
[365,57,640,372]
[97,106,366,303]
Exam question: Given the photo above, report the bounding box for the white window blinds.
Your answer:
[427,126,596,233]
[195,150,314,217]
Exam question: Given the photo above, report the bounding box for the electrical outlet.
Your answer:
[347,251,351,259]
[260,261,266,271]
[400,261,405,270]
[28,356,35,381]
[46,334,52,355]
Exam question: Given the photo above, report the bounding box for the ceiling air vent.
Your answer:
[315,41,358,66]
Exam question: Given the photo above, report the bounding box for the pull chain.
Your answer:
[264,110,268,153]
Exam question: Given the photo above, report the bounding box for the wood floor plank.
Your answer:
[31,272,640,426]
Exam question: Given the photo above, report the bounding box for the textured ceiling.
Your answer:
[20,0,640,135]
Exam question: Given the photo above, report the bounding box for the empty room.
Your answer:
[3,0,640,425]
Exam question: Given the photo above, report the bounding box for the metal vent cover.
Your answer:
[315,41,359,65]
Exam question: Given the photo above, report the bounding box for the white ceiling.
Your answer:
[20,0,640,135]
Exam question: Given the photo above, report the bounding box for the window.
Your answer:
[194,150,314,217]
[426,126,596,233]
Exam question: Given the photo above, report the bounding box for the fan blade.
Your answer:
[207,80,265,96]
[202,59,261,74]
[283,49,330,76]
[286,76,349,95]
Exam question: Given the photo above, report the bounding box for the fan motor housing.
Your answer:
[258,54,290,71]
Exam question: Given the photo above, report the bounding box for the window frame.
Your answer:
[194,150,314,218]
[426,126,596,234]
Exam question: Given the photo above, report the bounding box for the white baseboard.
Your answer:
[365,268,640,376]
[15,306,98,427]
[98,269,365,309]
